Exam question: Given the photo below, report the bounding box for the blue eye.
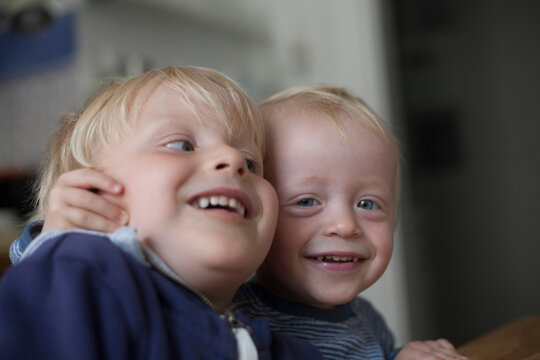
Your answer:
[297,198,319,207]
[357,199,377,210]
[245,159,255,172]
[166,141,194,152]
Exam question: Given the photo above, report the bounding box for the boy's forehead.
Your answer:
[136,83,262,152]
[266,106,344,136]
[265,105,399,171]
[267,104,393,147]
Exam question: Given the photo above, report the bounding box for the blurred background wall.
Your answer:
[392,0,540,346]
[1,0,538,348]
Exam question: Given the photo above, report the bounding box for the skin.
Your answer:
[89,83,278,312]
[256,107,398,308]
[43,169,129,233]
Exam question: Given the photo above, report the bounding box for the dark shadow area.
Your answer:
[390,0,540,346]
[0,172,36,220]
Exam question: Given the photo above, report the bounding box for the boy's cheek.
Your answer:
[275,213,310,234]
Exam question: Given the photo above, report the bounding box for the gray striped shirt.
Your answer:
[234,281,400,360]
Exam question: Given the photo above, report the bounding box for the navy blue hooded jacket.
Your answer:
[0,231,322,360]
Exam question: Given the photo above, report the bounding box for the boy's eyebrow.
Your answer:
[141,117,263,160]
[283,175,327,188]
[142,117,179,132]
[134,117,192,144]
[286,174,394,194]
[295,175,323,185]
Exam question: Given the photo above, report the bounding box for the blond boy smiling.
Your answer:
[0,66,322,360]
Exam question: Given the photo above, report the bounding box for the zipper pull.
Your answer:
[224,309,258,360]
[224,309,251,333]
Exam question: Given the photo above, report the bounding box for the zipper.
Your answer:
[223,301,255,334]
[144,251,253,331]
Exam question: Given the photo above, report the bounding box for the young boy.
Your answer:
[0,66,323,359]
[9,85,466,359]
[235,86,466,360]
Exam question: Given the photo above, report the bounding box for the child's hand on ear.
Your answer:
[395,339,468,360]
[43,168,128,233]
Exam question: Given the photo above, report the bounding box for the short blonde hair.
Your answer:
[261,85,396,145]
[32,66,263,219]
[260,85,401,210]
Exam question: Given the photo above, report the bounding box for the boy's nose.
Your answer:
[211,145,247,177]
[323,207,361,239]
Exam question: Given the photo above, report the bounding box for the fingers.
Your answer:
[51,186,127,223]
[44,206,125,233]
[396,339,468,360]
[44,187,128,232]
[42,168,128,233]
[56,168,124,194]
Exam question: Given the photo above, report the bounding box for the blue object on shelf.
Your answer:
[0,11,76,80]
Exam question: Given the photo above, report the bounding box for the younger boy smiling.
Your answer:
[255,86,398,310]
[238,86,466,360]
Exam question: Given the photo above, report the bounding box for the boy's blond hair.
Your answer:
[260,85,401,208]
[33,66,263,220]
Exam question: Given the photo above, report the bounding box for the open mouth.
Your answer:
[190,195,247,218]
[309,255,363,263]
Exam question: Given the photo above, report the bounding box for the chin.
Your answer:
[321,296,356,308]
[308,287,360,308]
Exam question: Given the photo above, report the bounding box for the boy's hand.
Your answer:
[395,339,468,360]
[43,168,129,233]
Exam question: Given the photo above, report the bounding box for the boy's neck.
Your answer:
[254,273,338,310]
[142,243,236,313]
[250,277,355,322]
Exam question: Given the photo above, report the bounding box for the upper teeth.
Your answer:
[192,195,246,217]
[315,255,360,262]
